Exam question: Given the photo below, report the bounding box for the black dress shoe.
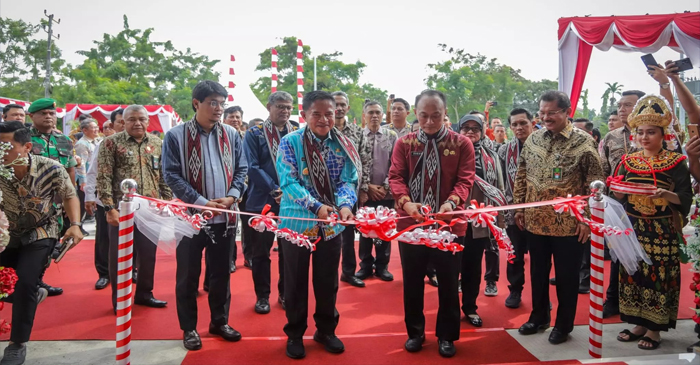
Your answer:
[95,277,109,290]
[134,298,168,308]
[132,270,138,284]
[578,286,590,294]
[255,298,271,314]
[438,340,456,358]
[427,275,438,287]
[278,296,286,310]
[465,314,482,327]
[602,300,619,318]
[39,280,63,296]
[505,290,522,308]
[375,268,394,281]
[518,321,550,335]
[687,340,700,353]
[313,331,345,353]
[135,297,167,308]
[183,330,202,351]
[230,262,237,273]
[340,273,365,287]
[209,324,242,342]
[355,268,372,280]
[286,338,305,359]
[549,277,556,285]
[548,328,569,344]
[404,335,425,352]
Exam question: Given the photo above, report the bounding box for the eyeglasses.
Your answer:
[461,126,482,133]
[208,101,227,109]
[537,109,564,118]
[275,105,293,111]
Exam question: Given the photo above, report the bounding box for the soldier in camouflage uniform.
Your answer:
[28,98,78,297]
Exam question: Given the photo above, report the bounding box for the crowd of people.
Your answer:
[0,59,698,364]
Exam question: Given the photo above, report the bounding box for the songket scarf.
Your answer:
[503,140,520,200]
[302,127,362,208]
[262,119,296,178]
[408,126,450,210]
[183,118,235,222]
[474,139,506,207]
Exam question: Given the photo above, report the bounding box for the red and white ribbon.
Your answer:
[249,205,320,251]
[463,200,515,261]
[553,195,634,236]
[607,176,656,196]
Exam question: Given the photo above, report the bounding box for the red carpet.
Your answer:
[1,238,695,363]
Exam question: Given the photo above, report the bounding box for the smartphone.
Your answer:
[389,94,395,99]
[641,54,658,70]
[54,237,75,263]
[491,101,498,107]
[689,124,699,139]
[671,58,693,73]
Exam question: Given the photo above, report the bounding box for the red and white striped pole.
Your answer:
[588,180,606,358]
[271,48,278,93]
[228,55,236,103]
[296,39,304,123]
[116,179,137,365]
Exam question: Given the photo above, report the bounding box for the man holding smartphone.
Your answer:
[243,91,296,314]
[0,121,84,365]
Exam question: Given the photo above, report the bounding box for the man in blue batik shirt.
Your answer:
[276,91,359,360]
[243,90,296,315]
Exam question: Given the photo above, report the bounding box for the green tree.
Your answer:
[251,36,386,121]
[57,15,220,119]
[0,17,67,101]
[604,82,624,112]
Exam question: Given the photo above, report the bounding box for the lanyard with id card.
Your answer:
[552,153,563,182]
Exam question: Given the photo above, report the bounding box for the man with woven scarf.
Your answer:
[389,89,475,358]
[276,90,360,359]
[243,91,296,315]
[162,81,248,351]
[498,108,535,309]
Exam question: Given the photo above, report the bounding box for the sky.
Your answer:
[3,0,699,117]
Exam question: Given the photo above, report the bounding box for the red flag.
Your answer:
[230,55,235,62]
[229,68,235,75]
[228,81,236,88]
[228,95,234,102]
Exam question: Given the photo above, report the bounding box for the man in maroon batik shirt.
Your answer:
[389,89,475,358]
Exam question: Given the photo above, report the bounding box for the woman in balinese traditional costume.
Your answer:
[613,95,693,350]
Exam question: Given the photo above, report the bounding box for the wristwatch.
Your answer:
[104,205,115,212]
[444,200,457,210]
[660,83,670,89]
[70,222,82,228]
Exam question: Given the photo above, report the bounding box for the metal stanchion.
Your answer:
[116,179,137,365]
[588,180,606,358]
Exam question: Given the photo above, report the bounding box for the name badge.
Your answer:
[411,152,422,156]
[152,155,160,170]
[552,167,562,181]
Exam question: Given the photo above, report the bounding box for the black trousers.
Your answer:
[1,238,54,343]
[251,228,284,300]
[282,233,341,339]
[461,233,490,315]
[203,227,235,289]
[506,225,528,293]
[605,261,620,306]
[94,205,109,279]
[527,232,585,334]
[78,188,86,220]
[239,196,253,263]
[579,240,591,290]
[399,239,461,341]
[358,199,393,272]
[176,223,232,331]
[484,238,499,282]
[109,224,156,309]
[340,223,358,277]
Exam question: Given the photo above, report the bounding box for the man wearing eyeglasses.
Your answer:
[598,90,645,319]
[243,91,296,315]
[513,91,603,345]
[162,80,248,351]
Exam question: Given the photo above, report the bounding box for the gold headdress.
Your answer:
[628,95,672,130]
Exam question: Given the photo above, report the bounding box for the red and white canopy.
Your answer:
[63,104,181,135]
[558,12,700,114]
[0,97,66,117]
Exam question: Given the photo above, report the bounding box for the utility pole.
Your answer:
[42,10,60,98]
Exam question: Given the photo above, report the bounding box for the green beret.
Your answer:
[28,98,57,113]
